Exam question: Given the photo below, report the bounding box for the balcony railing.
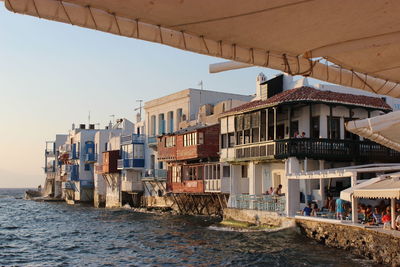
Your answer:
[117,158,145,169]
[233,138,400,162]
[230,194,286,213]
[84,153,97,163]
[148,136,157,146]
[45,150,55,157]
[121,134,145,145]
[95,164,103,174]
[44,166,56,173]
[141,169,168,180]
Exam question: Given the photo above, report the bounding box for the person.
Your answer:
[372,207,382,225]
[324,195,335,212]
[268,187,274,195]
[395,214,400,230]
[302,203,312,216]
[362,205,373,224]
[311,202,319,216]
[293,131,301,138]
[382,207,391,229]
[335,197,345,220]
[301,132,306,138]
[272,184,283,196]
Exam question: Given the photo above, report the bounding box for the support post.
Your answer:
[352,196,358,223]
[288,106,292,138]
[273,107,277,140]
[309,104,313,138]
[391,198,396,229]
[266,108,269,140]
[329,105,333,139]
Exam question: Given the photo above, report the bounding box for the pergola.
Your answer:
[287,163,400,222]
[2,0,400,98]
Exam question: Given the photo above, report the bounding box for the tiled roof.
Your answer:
[224,86,392,115]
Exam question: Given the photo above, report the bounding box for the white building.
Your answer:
[220,73,397,217]
[143,88,253,206]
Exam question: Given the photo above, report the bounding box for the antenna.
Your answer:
[88,111,91,125]
[198,80,203,90]
[110,114,115,124]
[134,100,143,118]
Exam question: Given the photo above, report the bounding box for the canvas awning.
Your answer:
[3,0,400,97]
[353,176,400,199]
[346,111,400,152]
[340,177,384,202]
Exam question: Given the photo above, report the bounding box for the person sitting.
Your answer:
[268,187,274,195]
[293,131,301,138]
[372,207,382,225]
[382,207,391,229]
[301,132,306,138]
[311,202,319,216]
[302,203,312,216]
[324,195,335,212]
[362,205,374,224]
[395,214,400,230]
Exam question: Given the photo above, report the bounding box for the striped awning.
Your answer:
[3,0,400,97]
[353,176,400,199]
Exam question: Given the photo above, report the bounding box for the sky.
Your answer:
[0,5,285,188]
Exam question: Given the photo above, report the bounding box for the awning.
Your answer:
[3,0,400,97]
[340,177,384,202]
[353,176,400,199]
[346,111,400,152]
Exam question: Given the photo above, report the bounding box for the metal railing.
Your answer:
[85,153,97,162]
[231,194,286,213]
[121,134,146,145]
[141,169,168,179]
[147,136,157,145]
[117,159,145,169]
[234,138,400,162]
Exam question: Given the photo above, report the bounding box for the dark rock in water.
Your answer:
[24,190,42,199]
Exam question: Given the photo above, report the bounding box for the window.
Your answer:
[251,128,259,143]
[344,118,360,140]
[241,165,248,178]
[223,166,230,177]
[133,144,144,159]
[244,129,251,144]
[221,134,227,148]
[236,131,243,145]
[328,116,341,139]
[122,144,133,159]
[84,164,90,171]
[172,165,181,183]
[165,136,175,147]
[150,115,156,136]
[228,133,235,147]
[183,132,199,146]
[311,116,320,138]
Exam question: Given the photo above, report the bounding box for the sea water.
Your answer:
[0,189,382,266]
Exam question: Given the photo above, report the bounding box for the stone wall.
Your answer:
[296,218,400,266]
[223,208,295,227]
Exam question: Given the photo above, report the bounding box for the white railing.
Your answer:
[230,194,286,213]
[204,179,221,192]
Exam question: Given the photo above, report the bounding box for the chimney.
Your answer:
[89,124,95,130]
[79,124,86,129]
[72,123,75,130]
[255,73,267,100]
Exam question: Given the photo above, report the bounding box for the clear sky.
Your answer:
[0,5,284,188]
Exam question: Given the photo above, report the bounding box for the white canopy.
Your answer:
[340,177,384,202]
[346,111,400,152]
[3,0,400,97]
[353,175,400,199]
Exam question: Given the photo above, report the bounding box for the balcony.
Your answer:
[44,166,56,173]
[121,134,145,145]
[148,136,157,146]
[117,158,145,169]
[45,150,55,157]
[233,138,400,163]
[84,153,97,163]
[67,165,79,181]
[141,169,168,180]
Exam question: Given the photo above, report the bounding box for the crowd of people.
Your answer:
[301,196,400,230]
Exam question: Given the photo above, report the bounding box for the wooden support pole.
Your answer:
[273,107,277,140]
[266,108,269,140]
[288,106,292,138]
[309,104,313,138]
[329,105,333,139]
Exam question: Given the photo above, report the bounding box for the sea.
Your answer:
[0,188,382,266]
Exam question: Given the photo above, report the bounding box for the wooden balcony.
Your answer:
[169,180,204,193]
[232,138,400,162]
